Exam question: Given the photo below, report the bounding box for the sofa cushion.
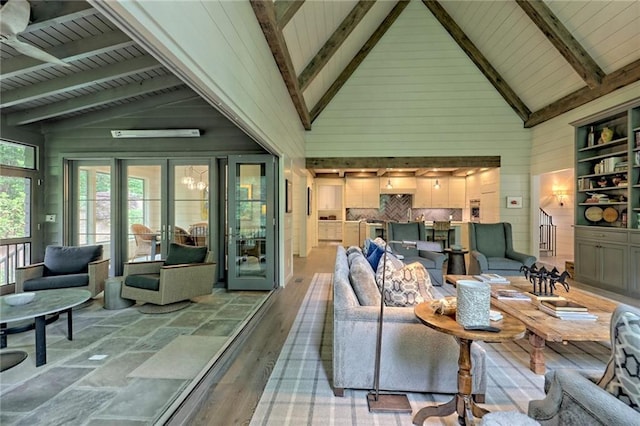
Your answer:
[349,254,381,306]
[124,274,161,291]
[376,253,434,307]
[366,244,385,271]
[599,311,640,412]
[24,274,89,291]
[474,223,506,258]
[164,243,207,266]
[346,246,362,257]
[43,245,102,276]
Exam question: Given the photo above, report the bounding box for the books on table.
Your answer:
[491,289,531,301]
[541,300,588,312]
[538,303,597,321]
[474,273,510,284]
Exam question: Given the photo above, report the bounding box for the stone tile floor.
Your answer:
[0,288,269,425]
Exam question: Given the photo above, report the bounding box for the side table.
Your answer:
[413,303,526,425]
[444,249,468,275]
[104,277,134,310]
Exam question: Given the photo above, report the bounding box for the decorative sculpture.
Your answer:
[520,264,570,297]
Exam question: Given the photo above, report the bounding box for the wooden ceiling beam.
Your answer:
[422,0,531,123]
[298,0,375,92]
[526,59,640,128]
[251,0,311,130]
[0,55,162,108]
[275,0,305,28]
[516,0,604,89]
[306,156,501,169]
[310,0,409,122]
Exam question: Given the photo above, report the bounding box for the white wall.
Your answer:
[306,1,532,253]
[92,0,308,285]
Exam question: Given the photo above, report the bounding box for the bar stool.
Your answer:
[432,221,453,250]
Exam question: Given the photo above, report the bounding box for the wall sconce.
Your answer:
[553,190,567,206]
[386,179,393,189]
[433,179,440,189]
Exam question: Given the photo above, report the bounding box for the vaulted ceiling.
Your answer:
[1,0,639,148]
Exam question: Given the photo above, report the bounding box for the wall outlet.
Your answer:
[45,214,56,222]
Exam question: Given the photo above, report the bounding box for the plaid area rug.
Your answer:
[250,273,611,425]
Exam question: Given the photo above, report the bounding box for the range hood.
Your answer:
[379,177,416,194]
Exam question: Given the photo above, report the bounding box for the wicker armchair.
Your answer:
[16,245,108,298]
[121,243,216,305]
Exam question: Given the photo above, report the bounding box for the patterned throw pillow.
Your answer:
[375,253,434,307]
[599,311,640,412]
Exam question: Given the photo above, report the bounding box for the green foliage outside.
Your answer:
[0,141,33,240]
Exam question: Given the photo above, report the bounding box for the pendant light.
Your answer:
[434,179,440,189]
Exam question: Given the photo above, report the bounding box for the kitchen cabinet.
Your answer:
[431,178,449,207]
[413,178,432,207]
[317,185,342,210]
[345,178,379,208]
[343,221,364,247]
[318,221,343,241]
[448,178,466,208]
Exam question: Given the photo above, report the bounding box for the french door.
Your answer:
[227,155,275,290]
[123,160,211,263]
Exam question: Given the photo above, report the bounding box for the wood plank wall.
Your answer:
[306,0,533,253]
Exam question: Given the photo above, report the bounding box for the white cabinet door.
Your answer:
[448,178,466,208]
[318,185,342,209]
[345,178,361,207]
[361,178,380,208]
[414,178,432,207]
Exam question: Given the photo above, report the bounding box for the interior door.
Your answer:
[227,155,275,290]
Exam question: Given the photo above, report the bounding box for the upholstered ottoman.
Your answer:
[104,277,134,310]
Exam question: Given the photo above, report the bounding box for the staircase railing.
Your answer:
[539,208,556,257]
[0,242,31,286]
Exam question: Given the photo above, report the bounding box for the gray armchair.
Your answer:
[16,245,108,298]
[468,222,536,276]
[121,243,216,306]
[386,221,446,286]
[528,303,640,425]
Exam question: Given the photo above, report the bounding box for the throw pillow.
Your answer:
[363,238,374,257]
[345,245,362,257]
[366,244,385,271]
[349,255,381,306]
[599,311,640,412]
[164,243,208,266]
[44,245,103,276]
[376,254,434,307]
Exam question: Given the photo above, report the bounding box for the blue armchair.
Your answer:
[386,221,446,286]
[468,222,536,276]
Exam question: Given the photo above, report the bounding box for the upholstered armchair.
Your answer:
[386,221,446,286]
[468,222,536,276]
[16,245,108,298]
[121,243,216,306]
[528,303,640,425]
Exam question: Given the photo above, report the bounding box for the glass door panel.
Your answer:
[173,164,209,247]
[126,164,162,262]
[76,165,112,248]
[228,155,274,290]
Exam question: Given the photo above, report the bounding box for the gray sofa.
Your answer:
[386,222,447,286]
[332,245,487,398]
[528,303,640,425]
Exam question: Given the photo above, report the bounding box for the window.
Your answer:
[0,139,36,170]
[128,176,145,225]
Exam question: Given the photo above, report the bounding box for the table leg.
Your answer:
[413,339,486,425]
[528,332,547,374]
[1,323,6,348]
[35,315,46,367]
[66,308,73,340]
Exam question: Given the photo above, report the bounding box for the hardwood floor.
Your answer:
[168,243,338,426]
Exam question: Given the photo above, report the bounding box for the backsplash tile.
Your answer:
[346,194,462,222]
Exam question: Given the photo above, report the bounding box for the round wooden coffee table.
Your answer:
[413,303,526,425]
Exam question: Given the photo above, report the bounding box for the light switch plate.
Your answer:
[45,214,56,222]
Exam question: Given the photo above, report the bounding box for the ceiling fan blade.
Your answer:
[0,0,30,35]
[2,35,69,66]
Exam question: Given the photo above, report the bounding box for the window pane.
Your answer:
[0,140,36,169]
[0,176,31,239]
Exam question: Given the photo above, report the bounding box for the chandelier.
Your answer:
[181,166,208,191]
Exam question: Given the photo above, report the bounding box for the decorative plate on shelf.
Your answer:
[585,206,603,222]
[603,207,619,223]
